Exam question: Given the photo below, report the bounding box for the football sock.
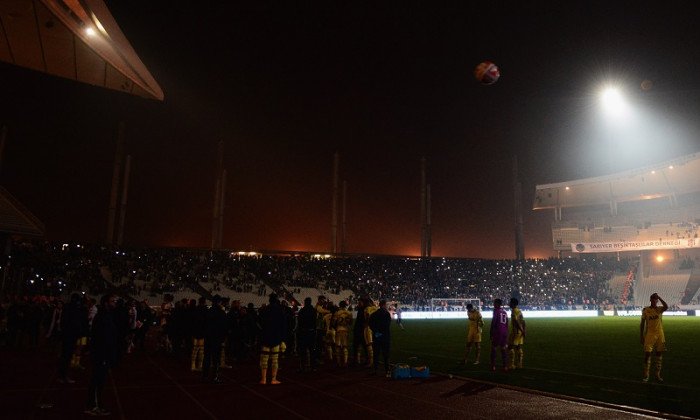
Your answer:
[655,355,662,377]
[191,339,203,370]
[508,348,515,368]
[220,343,227,365]
[271,349,279,370]
[643,354,651,376]
[260,347,270,370]
[517,348,523,368]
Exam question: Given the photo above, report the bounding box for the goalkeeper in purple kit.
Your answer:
[490,299,509,371]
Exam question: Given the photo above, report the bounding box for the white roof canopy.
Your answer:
[533,153,700,210]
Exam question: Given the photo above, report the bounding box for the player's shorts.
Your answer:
[335,329,349,348]
[76,336,87,346]
[643,333,667,353]
[508,331,524,346]
[325,329,336,345]
[363,326,373,345]
[491,333,508,347]
[467,328,482,343]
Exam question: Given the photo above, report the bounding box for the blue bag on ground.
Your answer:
[392,363,411,379]
[410,366,430,378]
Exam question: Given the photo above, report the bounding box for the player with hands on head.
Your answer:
[640,293,668,383]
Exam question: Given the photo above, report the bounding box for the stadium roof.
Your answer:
[0,0,163,101]
[0,185,44,236]
[533,152,700,210]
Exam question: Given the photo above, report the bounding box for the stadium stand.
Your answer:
[535,152,700,254]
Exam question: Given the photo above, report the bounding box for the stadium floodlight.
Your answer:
[599,85,631,121]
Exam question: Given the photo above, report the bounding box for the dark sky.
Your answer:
[1,2,700,258]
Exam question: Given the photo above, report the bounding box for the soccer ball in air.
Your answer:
[474,61,500,85]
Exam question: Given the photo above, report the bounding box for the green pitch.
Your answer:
[385,317,700,418]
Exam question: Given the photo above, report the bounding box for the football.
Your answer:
[474,61,500,85]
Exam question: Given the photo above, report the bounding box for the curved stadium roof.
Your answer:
[0,0,163,101]
[0,0,164,238]
[533,152,700,211]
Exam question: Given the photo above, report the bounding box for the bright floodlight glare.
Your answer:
[599,85,630,120]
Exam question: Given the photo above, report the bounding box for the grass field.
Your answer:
[387,317,700,418]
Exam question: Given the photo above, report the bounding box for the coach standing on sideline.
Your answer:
[85,294,119,416]
[296,297,317,372]
[202,295,228,384]
[58,293,85,384]
[369,299,392,377]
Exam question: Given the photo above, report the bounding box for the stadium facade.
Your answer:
[533,152,700,308]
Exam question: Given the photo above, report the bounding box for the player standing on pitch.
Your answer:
[459,303,483,365]
[640,292,668,382]
[490,299,509,371]
[508,298,526,370]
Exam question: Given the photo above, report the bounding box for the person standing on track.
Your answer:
[84,294,119,416]
[332,301,353,366]
[362,298,378,367]
[296,297,317,372]
[314,296,330,364]
[352,297,367,366]
[368,299,392,377]
[258,293,287,385]
[202,295,228,384]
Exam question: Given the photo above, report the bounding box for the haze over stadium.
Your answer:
[1,2,700,259]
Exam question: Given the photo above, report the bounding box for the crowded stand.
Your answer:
[1,240,681,313]
[2,240,699,358]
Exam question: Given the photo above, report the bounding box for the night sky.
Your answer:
[1,2,699,258]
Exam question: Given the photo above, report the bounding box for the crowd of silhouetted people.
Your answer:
[0,240,647,315]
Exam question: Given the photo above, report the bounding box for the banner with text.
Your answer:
[571,238,700,253]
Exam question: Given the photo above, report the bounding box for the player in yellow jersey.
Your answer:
[459,303,484,365]
[323,306,336,362]
[332,301,353,366]
[363,298,378,367]
[314,296,330,364]
[508,298,526,370]
[640,293,668,382]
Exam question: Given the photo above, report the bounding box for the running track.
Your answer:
[0,343,689,420]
